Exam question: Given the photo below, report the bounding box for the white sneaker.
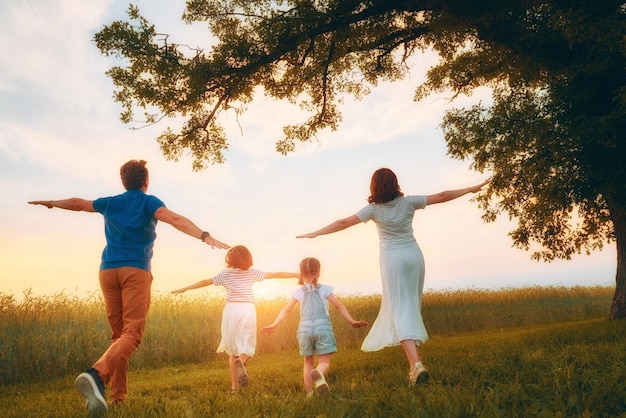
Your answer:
[409,362,430,386]
[75,371,108,415]
[311,369,329,394]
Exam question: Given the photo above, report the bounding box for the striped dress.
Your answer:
[213,268,265,357]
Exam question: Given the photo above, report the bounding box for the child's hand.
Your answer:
[351,320,368,328]
[171,289,185,294]
[260,325,276,334]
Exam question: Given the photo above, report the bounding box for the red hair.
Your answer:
[368,168,404,203]
[225,245,253,270]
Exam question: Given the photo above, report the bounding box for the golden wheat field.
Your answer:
[2,285,625,417]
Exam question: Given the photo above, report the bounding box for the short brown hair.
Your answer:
[225,245,254,270]
[368,168,404,204]
[298,257,321,286]
[120,160,148,190]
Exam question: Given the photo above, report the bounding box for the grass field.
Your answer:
[1,286,625,417]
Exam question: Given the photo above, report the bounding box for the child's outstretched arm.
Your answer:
[171,278,214,294]
[327,294,369,328]
[260,298,298,333]
[264,272,300,280]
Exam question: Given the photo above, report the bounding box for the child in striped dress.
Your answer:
[172,245,299,394]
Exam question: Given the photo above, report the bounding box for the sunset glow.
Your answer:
[0,1,615,302]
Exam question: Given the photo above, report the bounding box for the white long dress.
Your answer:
[356,195,429,351]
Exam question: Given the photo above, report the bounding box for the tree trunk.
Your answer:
[610,204,626,319]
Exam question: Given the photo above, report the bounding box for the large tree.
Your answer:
[95,1,626,318]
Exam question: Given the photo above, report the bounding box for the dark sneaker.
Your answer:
[311,369,329,394]
[75,369,107,415]
[234,357,249,387]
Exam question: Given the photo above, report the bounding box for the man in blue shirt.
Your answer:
[29,159,229,415]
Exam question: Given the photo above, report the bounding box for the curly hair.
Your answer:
[367,168,404,204]
[120,160,148,191]
[298,257,321,286]
[225,245,254,270]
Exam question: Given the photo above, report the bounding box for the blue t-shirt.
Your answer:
[92,190,165,272]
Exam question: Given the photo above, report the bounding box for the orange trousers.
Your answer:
[93,267,152,402]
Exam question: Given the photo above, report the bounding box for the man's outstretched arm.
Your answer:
[155,207,230,249]
[29,199,95,212]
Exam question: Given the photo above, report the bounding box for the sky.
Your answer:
[0,0,616,302]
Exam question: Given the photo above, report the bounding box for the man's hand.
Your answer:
[28,200,53,209]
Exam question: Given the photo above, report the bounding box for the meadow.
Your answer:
[1,285,625,417]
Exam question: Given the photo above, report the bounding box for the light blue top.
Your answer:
[291,283,334,316]
[357,195,427,251]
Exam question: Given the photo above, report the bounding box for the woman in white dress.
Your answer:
[297,168,488,385]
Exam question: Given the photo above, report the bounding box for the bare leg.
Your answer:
[228,355,238,391]
[303,356,315,393]
[403,339,429,385]
[315,354,331,375]
[401,339,421,373]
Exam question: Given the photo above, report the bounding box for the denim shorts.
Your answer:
[297,322,337,356]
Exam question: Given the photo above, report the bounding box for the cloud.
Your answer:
[0,1,615,300]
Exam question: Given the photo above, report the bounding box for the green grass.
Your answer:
[1,286,625,417]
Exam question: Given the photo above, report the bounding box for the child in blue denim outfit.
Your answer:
[261,258,368,396]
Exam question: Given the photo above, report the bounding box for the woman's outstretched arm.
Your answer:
[426,179,489,205]
[296,214,361,239]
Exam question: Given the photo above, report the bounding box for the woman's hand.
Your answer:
[469,179,490,193]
